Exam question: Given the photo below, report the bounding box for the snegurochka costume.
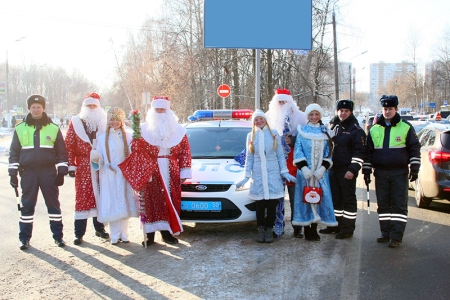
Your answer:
[292,121,337,228]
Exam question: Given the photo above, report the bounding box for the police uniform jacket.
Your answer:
[331,114,366,175]
[364,113,420,172]
[8,112,68,176]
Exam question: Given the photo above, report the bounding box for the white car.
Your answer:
[181,109,256,223]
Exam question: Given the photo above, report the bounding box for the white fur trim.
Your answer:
[305,103,324,119]
[272,94,293,102]
[83,97,100,107]
[256,128,270,199]
[152,99,170,110]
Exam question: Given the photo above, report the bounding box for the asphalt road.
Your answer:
[1,131,450,299]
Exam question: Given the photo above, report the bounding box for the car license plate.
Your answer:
[181,201,222,211]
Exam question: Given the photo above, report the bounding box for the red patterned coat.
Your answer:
[119,125,192,234]
[65,116,105,218]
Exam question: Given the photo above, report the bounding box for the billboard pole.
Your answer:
[255,49,260,110]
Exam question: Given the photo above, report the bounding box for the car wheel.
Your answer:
[414,178,432,208]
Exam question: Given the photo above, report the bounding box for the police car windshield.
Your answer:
[187,127,250,158]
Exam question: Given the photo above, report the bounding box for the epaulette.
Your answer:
[354,123,362,130]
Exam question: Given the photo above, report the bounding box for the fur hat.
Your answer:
[272,88,293,103]
[251,109,267,123]
[27,94,46,109]
[380,95,399,107]
[336,99,354,112]
[107,107,126,123]
[304,103,324,120]
[83,92,101,107]
[152,96,170,110]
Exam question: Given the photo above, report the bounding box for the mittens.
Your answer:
[313,166,326,180]
[236,177,250,189]
[301,167,313,180]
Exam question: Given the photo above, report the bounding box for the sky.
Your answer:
[1,0,450,95]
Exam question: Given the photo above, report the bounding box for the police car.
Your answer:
[181,109,256,223]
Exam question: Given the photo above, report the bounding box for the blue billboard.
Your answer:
[204,0,312,50]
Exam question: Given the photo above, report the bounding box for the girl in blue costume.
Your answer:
[292,103,338,241]
[236,110,296,243]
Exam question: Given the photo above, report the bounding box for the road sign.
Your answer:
[444,100,448,106]
[428,102,436,108]
[217,84,231,98]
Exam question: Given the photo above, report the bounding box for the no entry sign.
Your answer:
[217,84,231,98]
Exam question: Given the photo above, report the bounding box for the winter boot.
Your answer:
[257,226,265,243]
[304,225,313,241]
[161,230,179,245]
[265,227,274,243]
[311,223,320,241]
[142,232,155,247]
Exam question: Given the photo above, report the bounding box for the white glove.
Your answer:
[301,167,313,180]
[282,173,297,183]
[90,150,100,163]
[236,177,250,189]
[314,166,326,180]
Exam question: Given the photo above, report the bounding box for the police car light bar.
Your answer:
[188,109,253,121]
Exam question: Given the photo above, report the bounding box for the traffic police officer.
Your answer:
[9,95,68,250]
[320,99,366,239]
[363,95,420,248]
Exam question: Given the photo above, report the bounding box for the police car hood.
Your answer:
[187,158,245,183]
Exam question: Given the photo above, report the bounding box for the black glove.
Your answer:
[68,171,76,178]
[55,174,65,186]
[364,173,371,185]
[409,172,418,182]
[10,175,18,189]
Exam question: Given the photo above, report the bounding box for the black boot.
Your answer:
[304,225,313,241]
[311,223,320,241]
[142,232,155,247]
[293,227,304,238]
[160,230,179,245]
[319,226,340,234]
[74,235,83,245]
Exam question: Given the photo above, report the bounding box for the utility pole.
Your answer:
[333,11,339,101]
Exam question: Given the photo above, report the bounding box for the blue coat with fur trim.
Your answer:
[292,123,338,226]
[244,126,288,200]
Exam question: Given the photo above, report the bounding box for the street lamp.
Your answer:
[5,36,26,127]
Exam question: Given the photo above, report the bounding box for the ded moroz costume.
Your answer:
[65,93,109,245]
[119,96,192,246]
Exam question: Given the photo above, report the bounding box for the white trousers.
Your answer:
[109,218,129,243]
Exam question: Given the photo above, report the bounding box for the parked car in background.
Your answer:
[431,110,450,121]
[410,120,430,134]
[412,123,450,208]
[400,115,414,121]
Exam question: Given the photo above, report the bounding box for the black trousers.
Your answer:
[256,199,278,227]
[74,217,105,237]
[19,166,63,241]
[329,169,358,234]
[374,168,409,242]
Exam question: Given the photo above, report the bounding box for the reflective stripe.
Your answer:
[343,211,357,219]
[334,209,344,217]
[56,162,68,167]
[41,145,53,148]
[378,213,407,222]
[351,157,363,167]
[9,163,19,169]
[21,145,57,149]
[20,216,34,223]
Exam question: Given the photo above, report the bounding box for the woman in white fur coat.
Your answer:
[91,107,139,245]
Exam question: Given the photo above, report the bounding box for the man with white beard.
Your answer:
[138,96,192,246]
[65,93,110,245]
[265,89,307,238]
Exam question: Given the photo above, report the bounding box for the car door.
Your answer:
[417,128,438,196]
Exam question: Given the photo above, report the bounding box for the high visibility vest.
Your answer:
[16,122,59,149]
[370,121,409,149]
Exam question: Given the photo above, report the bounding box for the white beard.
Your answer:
[145,109,180,148]
[267,102,293,135]
[79,106,107,133]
